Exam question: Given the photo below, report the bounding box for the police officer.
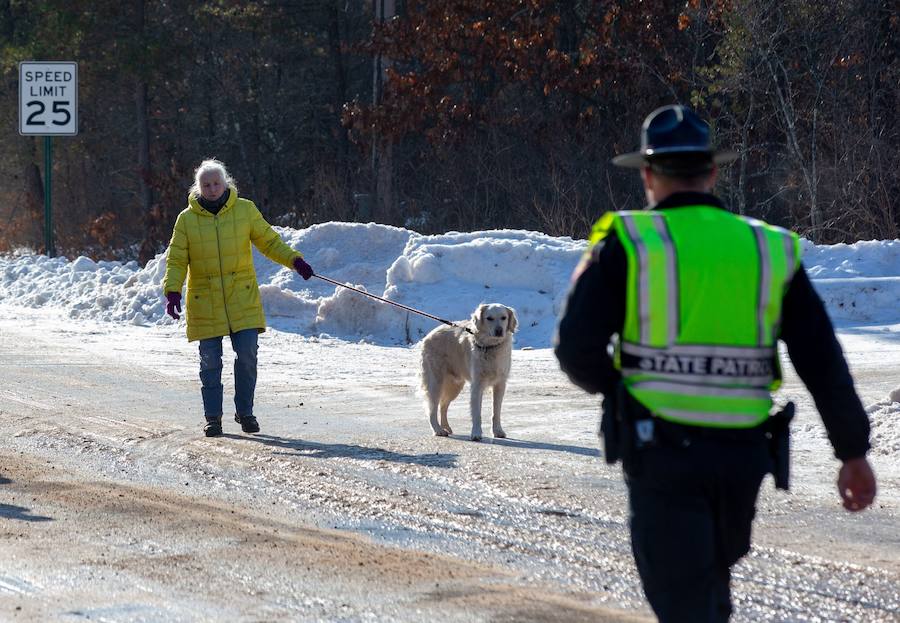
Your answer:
[554,105,876,622]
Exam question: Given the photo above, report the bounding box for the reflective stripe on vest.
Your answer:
[747,217,799,347]
[604,206,800,429]
[619,212,679,347]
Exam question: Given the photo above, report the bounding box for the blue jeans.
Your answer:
[198,329,259,420]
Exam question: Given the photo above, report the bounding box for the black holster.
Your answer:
[766,401,795,490]
[601,382,647,466]
[600,384,623,465]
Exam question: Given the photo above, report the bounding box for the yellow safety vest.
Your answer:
[590,205,800,428]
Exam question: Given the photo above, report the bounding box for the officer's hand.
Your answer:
[837,457,876,512]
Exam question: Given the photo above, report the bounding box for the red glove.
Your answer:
[293,257,314,280]
[165,292,182,320]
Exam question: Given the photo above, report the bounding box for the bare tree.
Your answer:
[372,0,396,224]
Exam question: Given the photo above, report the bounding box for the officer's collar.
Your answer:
[648,191,726,211]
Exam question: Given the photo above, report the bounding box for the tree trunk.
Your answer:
[135,0,157,264]
[735,95,755,216]
[136,81,153,214]
[372,0,395,224]
[23,139,45,249]
[327,1,351,185]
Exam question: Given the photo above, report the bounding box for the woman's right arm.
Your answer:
[163,212,189,295]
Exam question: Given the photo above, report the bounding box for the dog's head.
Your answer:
[471,303,518,344]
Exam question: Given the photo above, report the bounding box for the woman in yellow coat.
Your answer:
[163,159,314,437]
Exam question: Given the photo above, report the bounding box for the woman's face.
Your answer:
[199,171,226,201]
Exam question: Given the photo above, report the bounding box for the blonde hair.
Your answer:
[188,158,237,198]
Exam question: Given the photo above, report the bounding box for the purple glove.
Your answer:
[293,256,314,280]
[165,292,182,320]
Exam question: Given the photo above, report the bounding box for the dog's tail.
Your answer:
[418,342,432,397]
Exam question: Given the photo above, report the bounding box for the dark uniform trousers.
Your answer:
[624,427,773,623]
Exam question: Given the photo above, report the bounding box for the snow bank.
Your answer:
[384,230,582,346]
[0,254,166,327]
[802,239,900,324]
[865,400,900,457]
[1,223,898,346]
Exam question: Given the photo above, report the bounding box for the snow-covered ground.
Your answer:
[0,223,898,621]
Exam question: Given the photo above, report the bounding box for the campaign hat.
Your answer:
[612,105,737,168]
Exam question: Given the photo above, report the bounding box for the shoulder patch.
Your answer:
[588,212,617,247]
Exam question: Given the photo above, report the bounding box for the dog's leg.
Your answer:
[439,380,464,436]
[469,380,484,441]
[426,380,448,437]
[439,402,453,436]
[491,381,507,438]
[428,397,447,436]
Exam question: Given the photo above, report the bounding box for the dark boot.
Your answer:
[234,413,259,434]
[204,417,223,437]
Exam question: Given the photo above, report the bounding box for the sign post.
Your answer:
[44,136,52,256]
[19,61,78,257]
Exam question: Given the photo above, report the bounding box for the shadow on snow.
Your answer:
[466,436,601,458]
[233,433,459,468]
[0,503,53,522]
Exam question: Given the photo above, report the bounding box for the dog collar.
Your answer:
[474,340,502,351]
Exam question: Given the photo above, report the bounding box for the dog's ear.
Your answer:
[506,306,518,333]
[471,303,487,329]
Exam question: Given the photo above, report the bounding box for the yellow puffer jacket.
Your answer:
[163,187,302,341]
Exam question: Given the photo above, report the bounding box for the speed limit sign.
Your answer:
[19,61,78,136]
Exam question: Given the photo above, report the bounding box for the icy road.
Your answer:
[0,307,898,622]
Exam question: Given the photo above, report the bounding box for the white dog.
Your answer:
[420,303,518,441]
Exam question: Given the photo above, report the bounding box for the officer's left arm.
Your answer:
[553,235,626,396]
[780,266,876,510]
[780,266,871,461]
[247,202,302,268]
